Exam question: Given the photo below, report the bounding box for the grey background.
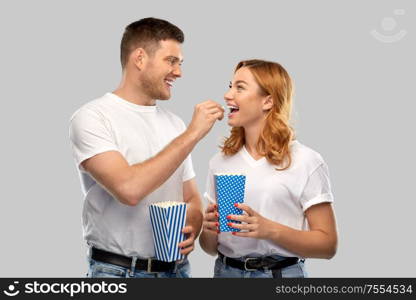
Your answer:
[0,0,414,277]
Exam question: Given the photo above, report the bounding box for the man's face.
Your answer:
[140,39,183,101]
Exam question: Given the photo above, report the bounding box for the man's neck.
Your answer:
[113,84,156,106]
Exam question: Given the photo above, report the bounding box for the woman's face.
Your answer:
[224,67,272,128]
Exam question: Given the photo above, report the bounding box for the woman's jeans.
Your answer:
[87,258,191,278]
[213,255,308,278]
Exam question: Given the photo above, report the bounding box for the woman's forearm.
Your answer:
[267,222,337,259]
[199,230,218,256]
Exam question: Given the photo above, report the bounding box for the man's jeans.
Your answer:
[87,258,191,278]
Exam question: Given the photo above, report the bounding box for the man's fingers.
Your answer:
[200,100,223,109]
[198,101,225,119]
[178,232,195,248]
[182,226,193,234]
[213,110,224,121]
[178,238,193,249]
[205,107,225,119]
[180,245,194,255]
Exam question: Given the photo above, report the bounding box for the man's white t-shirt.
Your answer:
[204,140,334,258]
[69,93,195,258]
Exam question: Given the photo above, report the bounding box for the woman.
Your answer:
[199,59,338,278]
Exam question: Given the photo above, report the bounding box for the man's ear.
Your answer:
[131,48,147,70]
[263,95,274,111]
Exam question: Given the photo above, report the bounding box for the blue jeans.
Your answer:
[213,255,308,278]
[87,258,191,278]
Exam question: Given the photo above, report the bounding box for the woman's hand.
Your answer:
[199,202,220,256]
[227,203,276,239]
[202,203,219,234]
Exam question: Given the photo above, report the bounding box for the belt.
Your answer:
[218,252,301,272]
[91,247,177,273]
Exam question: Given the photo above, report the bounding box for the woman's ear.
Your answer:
[263,95,274,111]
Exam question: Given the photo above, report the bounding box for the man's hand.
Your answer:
[187,100,224,140]
[178,225,197,255]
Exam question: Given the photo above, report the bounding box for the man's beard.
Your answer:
[141,72,170,100]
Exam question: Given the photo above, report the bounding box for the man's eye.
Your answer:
[236,85,244,90]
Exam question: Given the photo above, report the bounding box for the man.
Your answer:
[69,17,224,278]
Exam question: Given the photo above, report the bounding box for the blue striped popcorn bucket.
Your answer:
[149,201,187,262]
[214,174,246,232]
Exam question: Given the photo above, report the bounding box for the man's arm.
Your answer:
[82,101,223,206]
[178,178,203,255]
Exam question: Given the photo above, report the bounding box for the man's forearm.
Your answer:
[121,130,200,205]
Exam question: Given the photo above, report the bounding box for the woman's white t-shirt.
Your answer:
[204,140,334,258]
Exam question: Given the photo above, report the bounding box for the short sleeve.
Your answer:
[182,153,195,182]
[299,162,334,212]
[203,165,216,204]
[69,108,119,172]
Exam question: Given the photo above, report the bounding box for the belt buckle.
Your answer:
[147,258,153,273]
[222,255,227,265]
[244,257,258,272]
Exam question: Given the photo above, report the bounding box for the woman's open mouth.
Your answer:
[228,105,239,118]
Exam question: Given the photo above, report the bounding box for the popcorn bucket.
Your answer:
[214,174,246,232]
[149,201,187,262]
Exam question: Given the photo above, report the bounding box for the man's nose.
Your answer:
[173,65,182,78]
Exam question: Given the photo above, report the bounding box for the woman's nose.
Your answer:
[224,89,233,101]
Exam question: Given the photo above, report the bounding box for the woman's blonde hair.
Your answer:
[221,59,295,170]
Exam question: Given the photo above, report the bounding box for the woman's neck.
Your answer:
[244,120,265,160]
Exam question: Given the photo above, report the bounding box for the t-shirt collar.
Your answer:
[240,145,267,167]
[106,92,157,113]
[240,140,298,167]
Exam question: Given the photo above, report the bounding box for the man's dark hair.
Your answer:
[120,17,184,68]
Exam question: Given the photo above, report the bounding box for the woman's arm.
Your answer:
[229,202,338,259]
[178,179,203,255]
[199,203,219,256]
